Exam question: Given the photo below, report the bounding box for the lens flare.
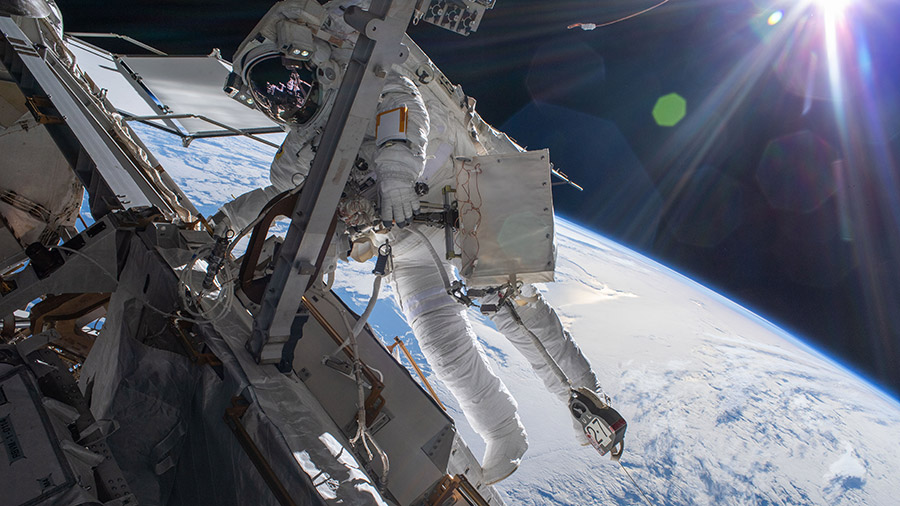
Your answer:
[814,0,852,14]
[652,93,687,127]
[767,10,783,25]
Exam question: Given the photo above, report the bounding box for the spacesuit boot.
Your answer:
[569,387,627,459]
[481,417,529,485]
[567,372,608,445]
[569,385,616,446]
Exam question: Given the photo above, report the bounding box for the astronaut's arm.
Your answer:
[373,73,430,228]
[212,129,313,233]
[269,128,314,191]
[212,185,284,234]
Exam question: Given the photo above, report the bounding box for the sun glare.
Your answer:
[813,0,852,14]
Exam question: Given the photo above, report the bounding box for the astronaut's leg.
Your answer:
[491,285,602,403]
[492,286,629,456]
[489,285,609,446]
[390,230,526,483]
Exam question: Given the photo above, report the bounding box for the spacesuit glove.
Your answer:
[377,177,420,229]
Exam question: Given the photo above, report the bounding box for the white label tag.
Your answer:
[585,417,614,448]
[376,106,408,146]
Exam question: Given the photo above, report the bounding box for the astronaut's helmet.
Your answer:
[244,54,320,125]
[226,0,359,126]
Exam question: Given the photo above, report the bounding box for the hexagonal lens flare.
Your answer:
[652,93,687,127]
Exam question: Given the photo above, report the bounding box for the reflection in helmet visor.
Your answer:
[249,56,318,124]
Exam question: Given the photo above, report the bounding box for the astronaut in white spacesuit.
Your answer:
[215,0,624,484]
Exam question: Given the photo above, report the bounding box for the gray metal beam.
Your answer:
[248,0,417,362]
[0,17,156,213]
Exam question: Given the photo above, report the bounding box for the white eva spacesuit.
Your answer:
[216,0,621,484]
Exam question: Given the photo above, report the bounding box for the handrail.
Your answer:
[122,113,283,148]
[551,166,584,191]
[66,32,168,56]
[388,336,445,410]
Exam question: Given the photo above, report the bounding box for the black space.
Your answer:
[59,0,900,396]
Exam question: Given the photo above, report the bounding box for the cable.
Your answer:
[454,160,482,274]
[50,245,118,284]
[318,287,386,386]
[501,297,572,388]
[326,275,382,360]
[618,460,655,506]
[346,274,390,488]
[49,245,224,325]
[410,227,452,292]
[568,0,670,30]
[176,243,235,324]
[368,428,390,492]
[350,275,382,339]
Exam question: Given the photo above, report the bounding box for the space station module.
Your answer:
[0,0,626,504]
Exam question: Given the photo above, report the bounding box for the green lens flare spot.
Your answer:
[652,93,687,127]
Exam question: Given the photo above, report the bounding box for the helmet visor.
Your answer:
[247,55,319,124]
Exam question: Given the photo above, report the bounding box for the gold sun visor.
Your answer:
[245,55,320,125]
